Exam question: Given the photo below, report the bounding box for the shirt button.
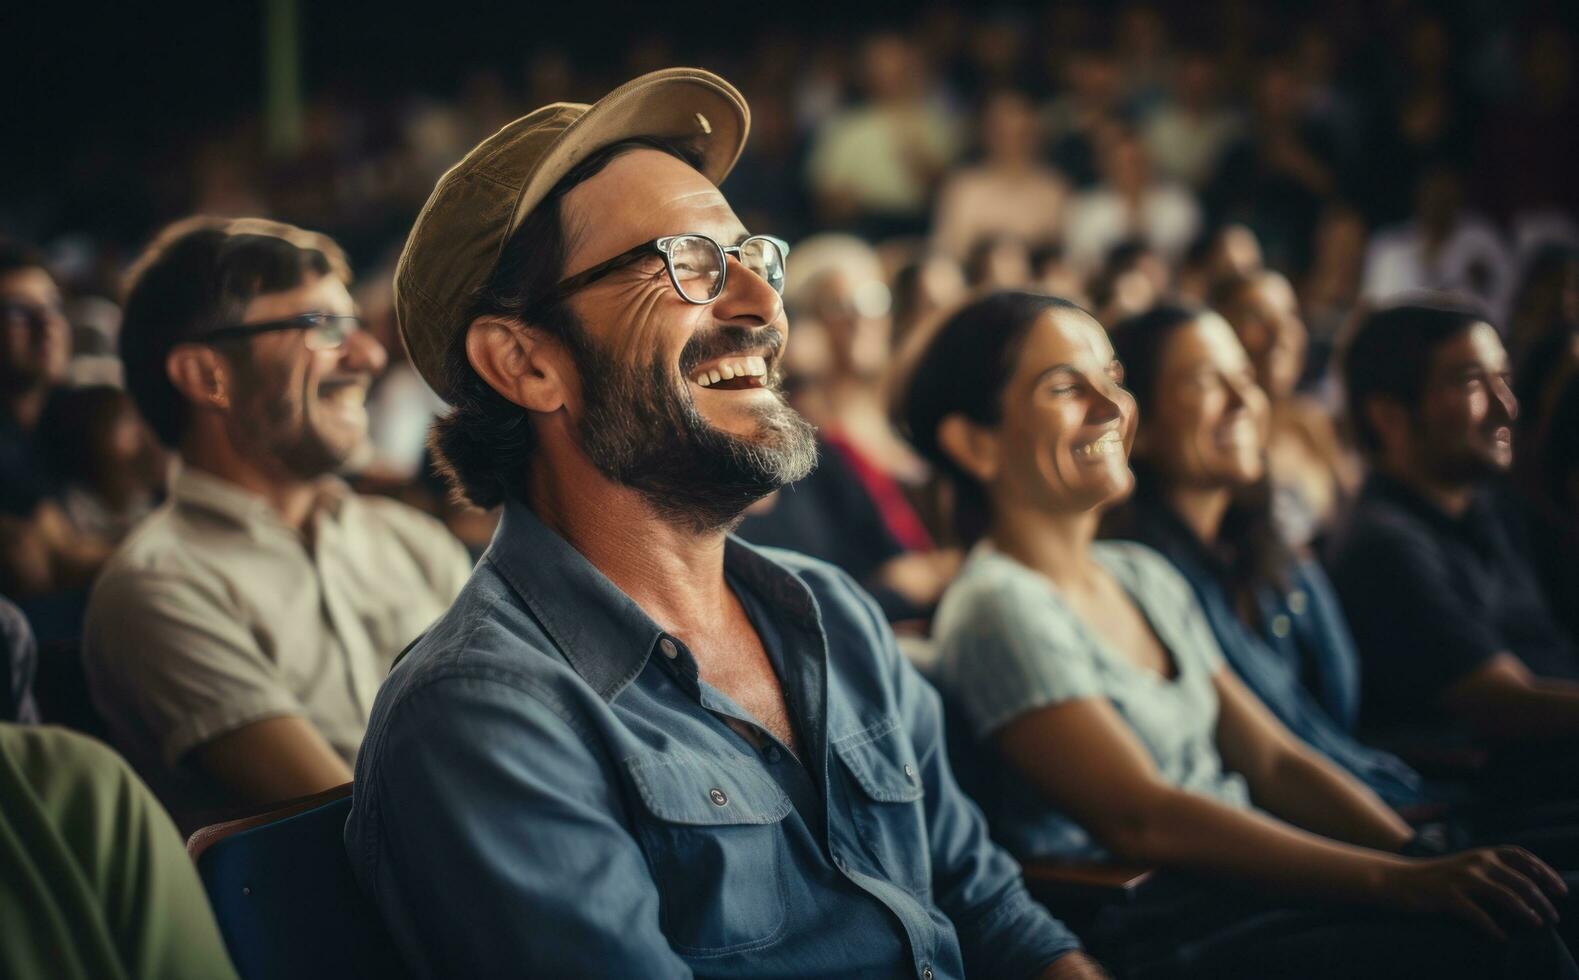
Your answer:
[922,966,933,980]
[1288,590,1309,615]
[903,763,917,782]
[708,788,728,806]
[1270,614,1292,638]
[659,638,679,660]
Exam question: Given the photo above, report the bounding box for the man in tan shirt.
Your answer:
[84,218,470,831]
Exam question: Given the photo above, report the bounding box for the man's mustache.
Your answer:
[678,325,784,375]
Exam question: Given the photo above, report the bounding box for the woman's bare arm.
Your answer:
[1211,665,1412,851]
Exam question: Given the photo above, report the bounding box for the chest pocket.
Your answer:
[624,752,793,956]
[832,718,931,897]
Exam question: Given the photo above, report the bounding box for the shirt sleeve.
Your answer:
[348,669,693,980]
[0,725,240,980]
[82,570,304,767]
[935,565,1106,740]
[849,574,1085,978]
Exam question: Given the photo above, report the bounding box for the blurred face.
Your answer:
[780,316,835,421]
[1140,314,1270,490]
[810,270,893,380]
[916,257,966,313]
[990,309,1136,515]
[1100,131,1149,193]
[553,149,816,529]
[1414,322,1517,480]
[982,92,1040,163]
[862,36,919,102]
[1176,54,1219,107]
[977,240,1032,290]
[0,266,71,389]
[1223,272,1307,399]
[225,272,387,479]
[1210,225,1264,281]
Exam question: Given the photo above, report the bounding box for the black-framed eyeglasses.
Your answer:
[199,313,364,351]
[552,233,789,305]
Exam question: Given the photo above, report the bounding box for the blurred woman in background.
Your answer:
[1213,269,1355,547]
[1101,305,1425,807]
[899,290,1574,979]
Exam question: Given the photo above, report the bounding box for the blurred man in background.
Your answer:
[83,217,470,832]
[0,242,113,598]
[1332,301,1579,796]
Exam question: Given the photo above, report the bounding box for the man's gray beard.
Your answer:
[570,328,817,534]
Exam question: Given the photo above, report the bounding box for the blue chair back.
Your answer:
[195,793,412,980]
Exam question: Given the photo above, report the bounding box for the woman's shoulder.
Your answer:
[939,547,1054,616]
[1094,540,1197,607]
[1094,539,1183,580]
[935,547,1081,648]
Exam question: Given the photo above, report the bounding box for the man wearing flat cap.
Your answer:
[345,68,1104,979]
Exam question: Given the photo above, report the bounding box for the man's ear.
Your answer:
[465,316,569,413]
[166,345,232,411]
[937,412,1001,484]
[1363,396,1411,458]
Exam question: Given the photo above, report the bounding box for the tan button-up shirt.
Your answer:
[83,468,472,824]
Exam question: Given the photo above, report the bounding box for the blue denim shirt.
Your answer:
[1119,499,1426,806]
[345,500,1079,979]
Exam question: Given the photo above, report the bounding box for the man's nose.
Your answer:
[1490,375,1518,423]
[337,327,388,376]
[710,255,783,328]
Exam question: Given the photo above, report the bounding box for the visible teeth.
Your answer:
[693,356,771,387]
[1077,433,1122,456]
[322,384,366,406]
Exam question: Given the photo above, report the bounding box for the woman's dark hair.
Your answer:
[119,217,350,446]
[896,290,1084,543]
[1105,303,1292,602]
[1340,299,1487,457]
[427,135,705,509]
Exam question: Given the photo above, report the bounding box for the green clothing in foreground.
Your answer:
[0,723,239,980]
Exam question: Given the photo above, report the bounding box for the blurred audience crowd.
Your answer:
[3,3,1579,976]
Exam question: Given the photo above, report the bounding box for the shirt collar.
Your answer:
[1362,470,1491,537]
[171,465,352,532]
[485,497,823,703]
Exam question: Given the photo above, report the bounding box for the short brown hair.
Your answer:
[119,217,351,446]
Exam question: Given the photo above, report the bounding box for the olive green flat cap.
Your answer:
[395,67,750,401]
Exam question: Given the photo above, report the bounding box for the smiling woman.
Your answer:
[895,290,1122,545]
[899,290,1577,980]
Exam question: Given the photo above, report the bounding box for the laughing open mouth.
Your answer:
[692,355,770,390]
[1075,430,1124,458]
